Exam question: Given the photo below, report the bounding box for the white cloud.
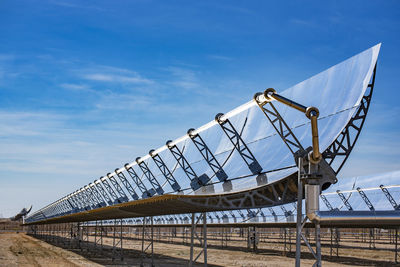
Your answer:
[60,83,91,91]
[208,54,233,61]
[78,65,154,85]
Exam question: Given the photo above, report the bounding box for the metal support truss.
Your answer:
[247,226,258,252]
[82,186,99,210]
[356,187,375,211]
[136,158,164,195]
[94,181,114,205]
[140,216,154,267]
[115,169,139,200]
[79,188,94,210]
[187,128,228,182]
[254,98,304,155]
[268,207,278,222]
[166,140,210,191]
[112,219,124,261]
[336,190,353,211]
[107,173,129,203]
[100,177,120,204]
[320,194,334,211]
[189,212,207,267]
[125,164,153,198]
[323,65,376,174]
[330,228,340,257]
[68,194,82,212]
[85,186,101,209]
[149,150,181,192]
[380,185,399,210]
[86,185,106,208]
[88,183,107,207]
[215,114,262,175]
[94,220,103,253]
[81,221,89,252]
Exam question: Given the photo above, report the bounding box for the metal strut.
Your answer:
[115,170,139,200]
[136,157,164,195]
[320,194,334,211]
[99,177,121,204]
[82,186,97,209]
[268,207,278,222]
[215,113,262,174]
[86,184,106,208]
[125,164,153,198]
[254,88,321,164]
[94,181,114,205]
[78,188,93,210]
[336,190,353,211]
[380,185,400,210]
[166,140,210,191]
[356,187,375,211]
[149,150,181,192]
[88,183,107,207]
[107,173,129,203]
[254,94,305,155]
[187,128,228,182]
[323,65,377,174]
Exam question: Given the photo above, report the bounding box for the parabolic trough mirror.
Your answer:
[26,44,381,224]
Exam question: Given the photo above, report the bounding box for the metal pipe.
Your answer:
[307,210,400,226]
[256,88,322,164]
[309,111,321,163]
[269,93,307,113]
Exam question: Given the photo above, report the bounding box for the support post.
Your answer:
[295,157,303,267]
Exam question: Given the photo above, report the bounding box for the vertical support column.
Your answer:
[295,158,303,267]
[112,219,123,261]
[315,222,321,267]
[396,228,399,264]
[140,216,154,267]
[189,212,207,267]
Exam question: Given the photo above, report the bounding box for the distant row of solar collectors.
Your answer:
[26,44,380,223]
[60,170,400,225]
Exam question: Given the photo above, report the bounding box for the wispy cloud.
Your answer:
[77,65,154,85]
[208,55,233,61]
[82,73,152,84]
[166,66,200,90]
[60,83,92,91]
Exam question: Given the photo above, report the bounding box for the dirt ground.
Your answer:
[0,232,398,266]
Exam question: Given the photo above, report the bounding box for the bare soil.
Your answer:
[0,232,398,266]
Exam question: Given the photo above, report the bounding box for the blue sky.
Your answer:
[0,0,399,217]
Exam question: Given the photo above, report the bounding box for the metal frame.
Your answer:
[187,128,228,182]
[136,157,164,195]
[149,150,181,192]
[189,212,207,267]
[336,190,353,211]
[215,114,262,175]
[100,177,120,204]
[112,219,124,261]
[166,140,209,191]
[323,65,376,174]
[140,216,155,267]
[115,170,140,200]
[94,181,114,205]
[107,173,129,203]
[357,187,375,211]
[380,185,399,210]
[125,164,152,198]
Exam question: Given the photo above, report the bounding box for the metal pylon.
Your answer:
[295,157,322,267]
[189,212,207,267]
[94,220,104,253]
[140,216,154,267]
[112,219,124,261]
